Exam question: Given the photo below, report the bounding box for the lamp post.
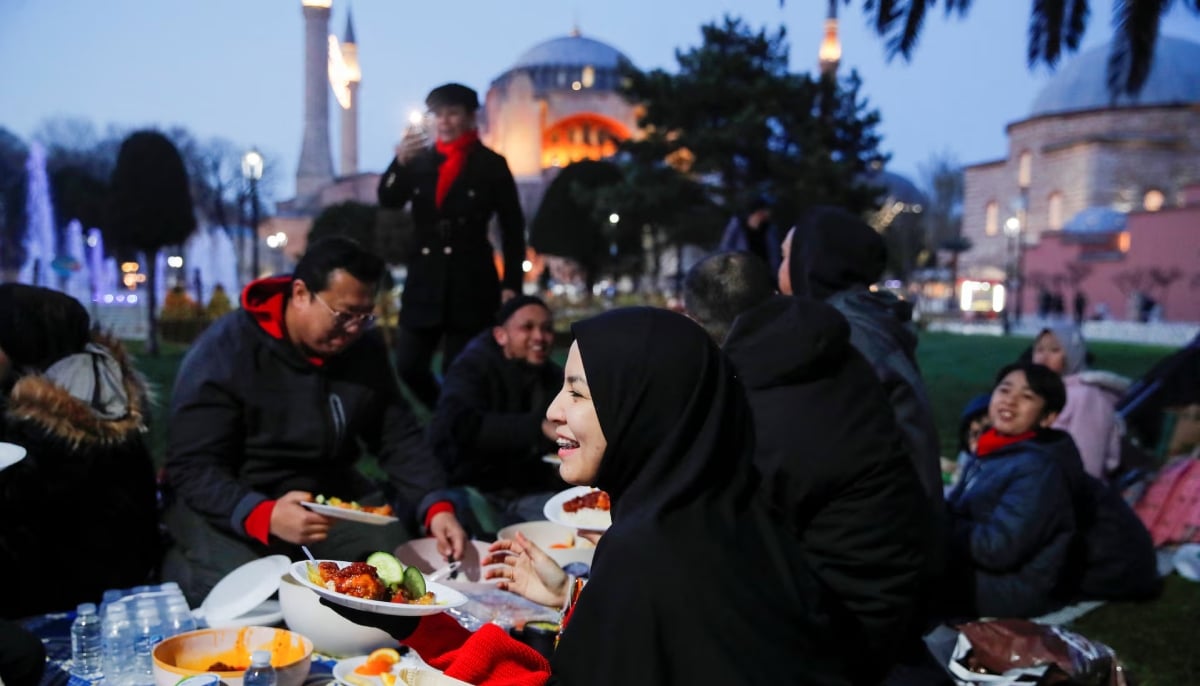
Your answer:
[1003,216,1021,335]
[241,148,264,278]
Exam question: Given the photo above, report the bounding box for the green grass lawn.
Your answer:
[129,331,1193,684]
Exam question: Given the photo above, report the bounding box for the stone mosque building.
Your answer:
[959,36,1200,322]
[479,30,641,220]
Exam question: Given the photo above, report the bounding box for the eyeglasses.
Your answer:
[312,292,376,330]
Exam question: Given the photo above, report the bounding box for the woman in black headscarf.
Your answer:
[539,307,847,685]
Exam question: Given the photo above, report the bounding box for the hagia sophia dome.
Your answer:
[482,30,641,217]
[1029,35,1200,117]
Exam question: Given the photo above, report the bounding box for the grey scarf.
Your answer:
[42,343,130,420]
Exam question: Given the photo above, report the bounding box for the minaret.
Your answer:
[297,0,335,205]
[818,0,842,77]
[339,9,361,176]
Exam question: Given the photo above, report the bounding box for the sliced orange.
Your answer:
[380,673,397,686]
[367,648,402,666]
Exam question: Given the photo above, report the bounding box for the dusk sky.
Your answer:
[3,0,1199,202]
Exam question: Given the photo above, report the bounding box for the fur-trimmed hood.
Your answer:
[5,331,151,447]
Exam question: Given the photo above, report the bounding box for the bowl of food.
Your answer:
[394,538,495,584]
[495,520,595,569]
[278,570,396,658]
[151,626,312,686]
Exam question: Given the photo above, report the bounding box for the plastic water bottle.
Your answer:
[163,597,196,637]
[102,604,134,686]
[71,603,104,680]
[242,651,277,686]
[132,606,164,686]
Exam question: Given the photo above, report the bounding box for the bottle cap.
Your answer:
[251,650,272,667]
[77,603,97,615]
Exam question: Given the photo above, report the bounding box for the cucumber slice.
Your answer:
[403,565,426,599]
[366,552,405,586]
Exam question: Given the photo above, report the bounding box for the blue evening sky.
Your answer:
[2,0,1198,201]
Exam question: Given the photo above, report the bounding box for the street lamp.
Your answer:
[241,148,264,278]
[1003,216,1021,334]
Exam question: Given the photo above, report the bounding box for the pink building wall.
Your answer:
[1020,199,1200,323]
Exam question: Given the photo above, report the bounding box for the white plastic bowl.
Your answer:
[278,571,395,658]
[495,520,596,568]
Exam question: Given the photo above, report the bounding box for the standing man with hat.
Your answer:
[379,82,526,410]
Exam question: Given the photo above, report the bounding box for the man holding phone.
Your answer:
[379,83,526,410]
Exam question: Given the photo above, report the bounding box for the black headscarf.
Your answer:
[0,284,91,380]
[788,206,886,300]
[548,307,849,686]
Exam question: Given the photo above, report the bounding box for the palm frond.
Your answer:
[1108,0,1169,98]
[1064,0,1090,50]
[888,0,930,59]
[1029,0,1069,67]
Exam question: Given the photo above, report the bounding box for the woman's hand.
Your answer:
[486,532,569,608]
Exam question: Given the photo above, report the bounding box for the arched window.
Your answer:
[1047,191,1064,230]
[1017,151,1032,188]
[1143,189,1165,212]
[581,65,595,88]
[985,201,999,236]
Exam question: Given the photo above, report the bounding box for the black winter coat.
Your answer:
[0,336,158,618]
[426,331,564,495]
[826,288,944,503]
[723,295,931,684]
[165,308,446,536]
[378,142,525,331]
[946,430,1078,618]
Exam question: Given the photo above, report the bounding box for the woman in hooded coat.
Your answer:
[537,307,847,685]
[0,284,159,618]
[470,308,847,683]
[1031,324,1126,480]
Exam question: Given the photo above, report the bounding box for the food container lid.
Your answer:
[199,555,290,627]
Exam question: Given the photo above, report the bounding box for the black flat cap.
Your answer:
[426,83,479,111]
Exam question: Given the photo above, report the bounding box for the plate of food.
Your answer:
[332,647,433,686]
[543,486,612,532]
[301,495,398,525]
[290,553,468,617]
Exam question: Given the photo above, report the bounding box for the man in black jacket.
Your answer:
[162,237,467,605]
[684,252,932,685]
[379,82,526,409]
[427,295,566,535]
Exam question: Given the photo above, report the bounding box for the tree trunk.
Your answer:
[146,254,160,356]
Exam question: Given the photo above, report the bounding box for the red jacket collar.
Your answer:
[239,277,324,366]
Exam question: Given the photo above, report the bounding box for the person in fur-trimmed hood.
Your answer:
[0,284,159,619]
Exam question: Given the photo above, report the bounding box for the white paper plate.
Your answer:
[0,443,27,471]
[542,486,612,532]
[290,560,467,617]
[332,651,431,686]
[301,501,399,525]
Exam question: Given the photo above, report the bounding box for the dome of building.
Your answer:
[868,170,927,206]
[493,32,633,96]
[1029,35,1200,117]
[1063,206,1126,235]
[512,33,630,70]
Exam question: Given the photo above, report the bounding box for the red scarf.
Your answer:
[434,130,479,209]
[403,614,550,686]
[976,427,1037,457]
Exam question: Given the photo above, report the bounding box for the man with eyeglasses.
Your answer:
[379,82,525,411]
[162,236,467,605]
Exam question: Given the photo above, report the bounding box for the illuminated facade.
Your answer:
[961,36,1200,313]
[481,30,640,220]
